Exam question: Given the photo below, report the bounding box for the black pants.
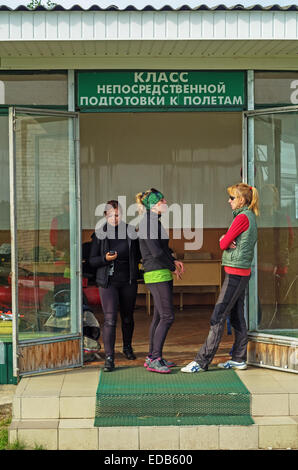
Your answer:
[99,281,138,357]
[195,274,250,369]
[147,280,174,360]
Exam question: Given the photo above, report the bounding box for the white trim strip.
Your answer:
[248,332,298,347]
[1,10,298,41]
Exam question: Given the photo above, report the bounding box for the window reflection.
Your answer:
[11,114,78,340]
[255,114,298,337]
[0,117,12,339]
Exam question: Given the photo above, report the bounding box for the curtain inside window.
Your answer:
[80,112,242,229]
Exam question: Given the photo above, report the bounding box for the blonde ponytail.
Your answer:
[135,191,147,214]
[249,186,260,216]
[135,192,144,206]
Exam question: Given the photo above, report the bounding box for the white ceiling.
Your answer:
[0,39,297,59]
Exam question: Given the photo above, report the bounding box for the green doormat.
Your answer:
[94,366,254,427]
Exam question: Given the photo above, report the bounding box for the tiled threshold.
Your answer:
[9,366,298,450]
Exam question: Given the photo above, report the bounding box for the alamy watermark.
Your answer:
[94,196,203,251]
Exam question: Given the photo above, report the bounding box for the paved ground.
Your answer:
[0,385,15,424]
[0,385,17,407]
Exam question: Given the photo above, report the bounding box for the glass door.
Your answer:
[244,106,298,364]
[9,107,82,378]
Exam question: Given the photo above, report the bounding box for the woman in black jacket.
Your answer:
[89,200,141,372]
[136,189,184,374]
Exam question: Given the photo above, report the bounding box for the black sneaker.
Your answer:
[103,356,115,372]
[123,346,136,360]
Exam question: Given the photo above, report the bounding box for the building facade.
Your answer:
[0,2,298,381]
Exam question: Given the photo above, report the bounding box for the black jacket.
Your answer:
[89,222,141,288]
[138,210,176,273]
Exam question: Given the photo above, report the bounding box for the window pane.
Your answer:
[254,113,298,338]
[14,112,79,340]
[0,116,11,341]
[0,74,67,106]
[255,72,298,107]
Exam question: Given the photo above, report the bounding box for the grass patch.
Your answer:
[0,404,46,450]
[0,404,12,450]
[0,419,10,450]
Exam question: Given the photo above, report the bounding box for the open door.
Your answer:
[244,106,298,372]
[9,107,82,379]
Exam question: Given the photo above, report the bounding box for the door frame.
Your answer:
[242,105,298,372]
[9,106,83,379]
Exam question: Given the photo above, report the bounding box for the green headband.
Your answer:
[142,190,164,210]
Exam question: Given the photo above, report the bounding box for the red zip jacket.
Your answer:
[220,213,251,276]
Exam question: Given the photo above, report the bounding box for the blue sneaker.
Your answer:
[181,361,207,373]
[217,360,247,370]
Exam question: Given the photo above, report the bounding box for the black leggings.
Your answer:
[99,281,138,357]
[195,273,250,369]
[147,280,174,360]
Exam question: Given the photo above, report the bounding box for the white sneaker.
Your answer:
[181,361,206,373]
[217,360,247,370]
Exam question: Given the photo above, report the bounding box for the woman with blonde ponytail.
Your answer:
[182,183,258,373]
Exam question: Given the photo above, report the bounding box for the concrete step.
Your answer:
[9,365,298,450]
[9,416,298,450]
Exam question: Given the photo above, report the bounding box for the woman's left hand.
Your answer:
[174,260,185,274]
[174,267,183,280]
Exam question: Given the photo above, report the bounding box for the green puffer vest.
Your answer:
[221,206,257,270]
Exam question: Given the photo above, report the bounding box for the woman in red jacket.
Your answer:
[181,183,259,373]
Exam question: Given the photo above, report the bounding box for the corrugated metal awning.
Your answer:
[1,3,298,12]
